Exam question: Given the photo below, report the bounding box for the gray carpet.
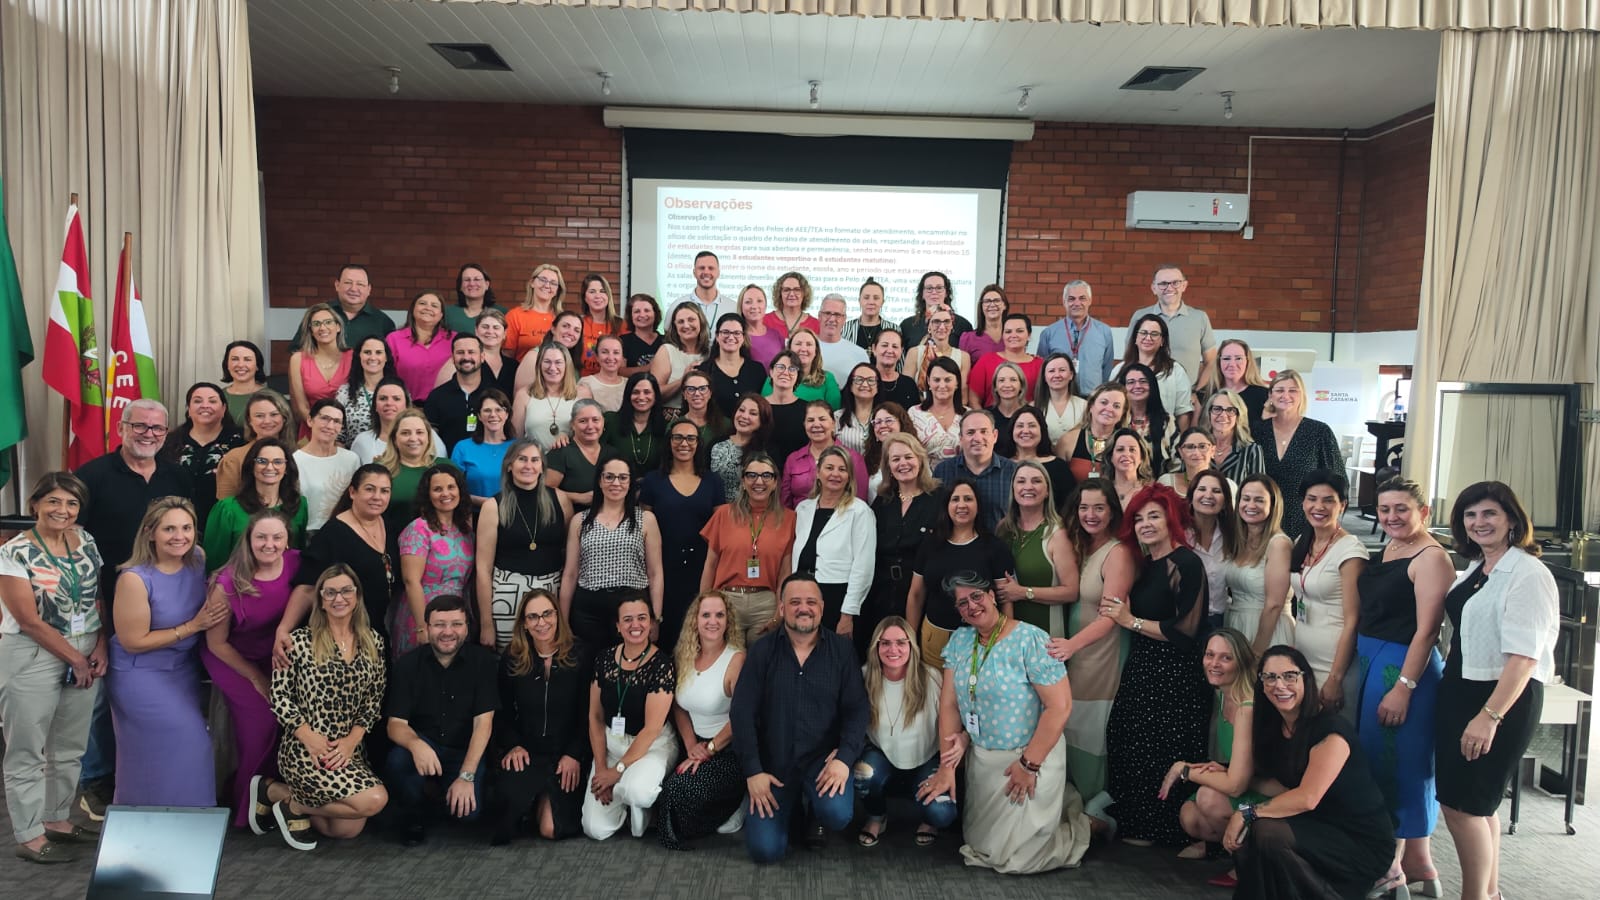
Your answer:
[1,782,1594,898]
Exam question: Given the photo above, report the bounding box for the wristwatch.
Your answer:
[458,770,476,783]
[1025,586,1036,602]
[615,760,628,774]
[1397,675,1418,690]
[706,739,717,754]
[1237,802,1257,825]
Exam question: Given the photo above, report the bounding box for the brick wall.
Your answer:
[256,98,1430,367]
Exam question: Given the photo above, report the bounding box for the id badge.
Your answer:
[465,413,478,433]
[610,715,627,736]
[746,558,761,580]
[1295,597,1309,624]
[964,711,980,737]
[70,613,87,636]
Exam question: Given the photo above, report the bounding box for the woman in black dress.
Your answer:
[870,432,941,630]
[1252,370,1344,539]
[1436,482,1559,900]
[284,465,399,648]
[603,372,667,477]
[1223,645,1394,899]
[1098,483,1212,846]
[763,350,810,467]
[639,420,725,641]
[474,438,573,651]
[491,588,592,845]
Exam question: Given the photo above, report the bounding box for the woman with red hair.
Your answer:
[1096,484,1214,846]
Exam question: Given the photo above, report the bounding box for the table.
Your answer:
[1509,682,1591,835]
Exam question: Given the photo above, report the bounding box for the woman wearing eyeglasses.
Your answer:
[902,309,971,400]
[1116,363,1176,477]
[294,399,360,534]
[288,305,352,428]
[699,453,795,644]
[762,272,821,342]
[505,264,565,361]
[255,564,389,851]
[675,370,730,447]
[958,284,1009,364]
[1222,646,1394,900]
[278,465,400,655]
[761,350,810,467]
[897,272,973,349]
[709,394,773,504]
[490,588,592,845]
[1160,428,1237,499]
[559,457,664,649]
[1204,390,1266,484]
[1114,314,1195,430]
[640,420,726,642]
[204,438,309,573]
[835,363,880,456]
[922,571,1090,874]
[698,313,766,419]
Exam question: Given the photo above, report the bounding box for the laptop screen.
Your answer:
[87,806,229,900]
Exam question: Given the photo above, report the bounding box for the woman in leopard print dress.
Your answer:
[251,564,389,850]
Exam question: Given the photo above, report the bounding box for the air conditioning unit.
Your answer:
[1126,191,1249,232]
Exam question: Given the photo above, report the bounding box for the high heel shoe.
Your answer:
[1406,874,1442,898]
[1366,869,1410,900]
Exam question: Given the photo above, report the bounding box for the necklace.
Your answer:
[628,426,655,468]
[513,488,540,551]
[620,644,651,665]
[544,396,562,436]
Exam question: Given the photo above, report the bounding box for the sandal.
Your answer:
[915,826,938,847]
[1366,868,1410,900]
[857,816,886,848]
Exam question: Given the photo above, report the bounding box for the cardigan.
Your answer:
[790,499,877,616]
[1448,546,1560,683]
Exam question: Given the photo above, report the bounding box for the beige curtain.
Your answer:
[440,0,1600,30]
[0,0,262,500]
[1408,29,1600,531]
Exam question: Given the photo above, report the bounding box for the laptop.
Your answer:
[86,806,230,899]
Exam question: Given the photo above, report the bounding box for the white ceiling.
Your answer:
[247,1,1441,129]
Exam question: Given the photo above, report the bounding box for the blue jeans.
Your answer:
[744,756,856,864]
[79,684,115,785]
[385,735,487,825]
[853,747,959,828]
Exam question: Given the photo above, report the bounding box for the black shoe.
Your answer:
[78,779,112,822]
[401,823,426,847]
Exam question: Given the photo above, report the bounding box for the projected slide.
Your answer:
[632,180,1002,325]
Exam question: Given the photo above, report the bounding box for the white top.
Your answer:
[1110,360,1195,416]
[1222,535,1296,648]
[1187,524,1229,615]
[677,644,737,737]
[866,667,943,770]
[671,292,737,335]
[908,406,959,460]
[790,499,878,615]
[819,338,870,387]
[1042,394,1088,446]
[658,345,705,410]
[349,430,447,466]
[1290,532,1368,683]
[293,447,361,530]
[578,375,626,414]
[1449,547,1560,683]
[521,396,578,451]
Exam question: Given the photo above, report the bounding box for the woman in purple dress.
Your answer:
[202,510,300,827]
[109,497,230,807]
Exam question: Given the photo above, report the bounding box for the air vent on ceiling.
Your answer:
[1119,66,1205,92]
[429,43,512,72]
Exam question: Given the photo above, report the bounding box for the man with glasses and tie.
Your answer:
[815,294,869,386]
[72,398,196,818]
[1127,265,1217,393]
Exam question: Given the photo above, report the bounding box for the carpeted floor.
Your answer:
[1,780,1593,899]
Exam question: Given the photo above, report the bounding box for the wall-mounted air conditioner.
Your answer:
[1126,191,1249,232]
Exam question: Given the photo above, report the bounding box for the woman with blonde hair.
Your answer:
[871,432,941,630]
[288,305,351,428]
[1223,474,1295,656]
[375,406,452,535]
[1206,338,1269,423]
[792,445,877,649]
[505,263,566,360]
[855,616,955,847]
[577,273,623,376]
[740,284,785,366]
[1252,370,1344,539]
[1057,383,1131,483]
[491,588,592,845]
[656,591,747,849]
[216,390,295,499]
[475,439,573,650]
[255,563,388,851]
[109,497,228,807]
[1204,390,1265,484]
[995,461,1079,636]
[514,343,581,452]
[768,327,841,411]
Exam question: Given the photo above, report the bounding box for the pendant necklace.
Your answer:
[514,489,539,551]
[545,397,561,436]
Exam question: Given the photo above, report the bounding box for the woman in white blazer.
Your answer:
[1436,481,1559,900]
[792,445,877,658]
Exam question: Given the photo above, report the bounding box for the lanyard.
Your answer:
[967,615,1007,703]
[1065,320,1085,359]
[748,509,768,555]
[32,528,82,608]
[1298,534,1341,598]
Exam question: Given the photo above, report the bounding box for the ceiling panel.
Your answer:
[247,1,1440,129]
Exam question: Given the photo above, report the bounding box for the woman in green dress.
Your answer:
[204,438,308,570]
[994,460,1077,636]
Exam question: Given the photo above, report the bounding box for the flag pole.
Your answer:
[106,231,132,450]
[58,193,78,470]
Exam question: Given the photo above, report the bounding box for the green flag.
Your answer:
[0,178,33,489]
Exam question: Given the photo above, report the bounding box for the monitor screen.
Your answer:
[87,806,229,900]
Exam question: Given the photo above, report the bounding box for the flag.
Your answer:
[106,237,159,451]
[42,203,105,468]
[0,178,33,488]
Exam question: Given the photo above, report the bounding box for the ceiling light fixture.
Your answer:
[386,66,401,95]
[599,72,612,97]
[1017,86,1032,113]
[1222,91,1234,120]
[808,80,820,110]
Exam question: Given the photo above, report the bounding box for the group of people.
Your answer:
[0,254,1559,900]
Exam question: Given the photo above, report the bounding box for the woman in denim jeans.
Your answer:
[854,616,957,847]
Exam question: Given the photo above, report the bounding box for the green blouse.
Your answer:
[203,495,309,572]
[1007,522,1057,634]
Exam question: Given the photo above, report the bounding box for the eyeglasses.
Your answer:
[780,287,804,295]
[1179,444,1212,452]
[524,609,557,622]
[1136,330,1163,339]
[742,471,777,482]
[923,285,947,294]
[849,376,877,387]
[929,319,952,328]
[954,593,989,611]
[310,319,339,329]
[870,417,898,428]
[533,276,561,288]
[769,363,798,374]
[716,330,744,338]
[320,586,358,600]
[1209,407,1238,416]
[819,311,846,320]
[1123,378,1149,388]
[1259,670,1305,685]
[600,472,631,483]
[253,457,287,468]
[314,413,344,425]
[682,385,710,395]
[125,422,169,436]
[1154,280,1186,290]
[981,297,1004,306]
[669,434,699,444]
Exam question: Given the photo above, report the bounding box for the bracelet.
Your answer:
[1482,705,1504,723]
[1018,754,1041,774]
[1179,764,1191,782]
[175,624,186,640]
[1131,617,1144,633]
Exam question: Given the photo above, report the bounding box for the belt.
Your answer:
[720,586,769,594]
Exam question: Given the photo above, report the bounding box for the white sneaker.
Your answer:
[629,805,653,838]
[716,806,746,834]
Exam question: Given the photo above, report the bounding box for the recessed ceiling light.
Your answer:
[1119,66,1205,92]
